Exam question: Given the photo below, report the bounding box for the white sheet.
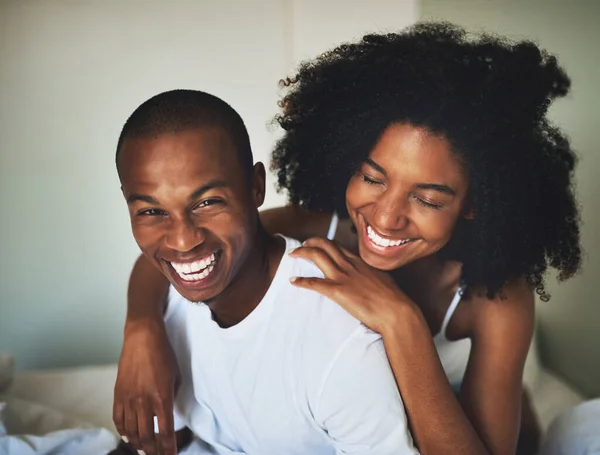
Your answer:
[0,356,118,455]
[532,370,586,432]
[2,339,586,454]
[8,363,585,435]
[9,365,117,434]
[0,426,116,455]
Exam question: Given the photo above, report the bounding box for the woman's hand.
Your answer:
[289,237,414,334]
[113,318,180,455]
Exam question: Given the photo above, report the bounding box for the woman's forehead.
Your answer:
[368,123,467,185]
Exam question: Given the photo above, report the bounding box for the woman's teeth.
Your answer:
[171,254,216,281]
[367,225,411,247]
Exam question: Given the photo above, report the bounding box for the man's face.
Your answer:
[119,127,264,303]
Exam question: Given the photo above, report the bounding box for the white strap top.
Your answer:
[326,212,339,241]
[438,287,464,338]
[434,287,471,386]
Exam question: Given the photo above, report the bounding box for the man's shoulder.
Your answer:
[281,237,366,339]
[278,237,383,370]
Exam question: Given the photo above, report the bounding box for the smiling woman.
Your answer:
[345,123,469,272]
[267,21,580,455]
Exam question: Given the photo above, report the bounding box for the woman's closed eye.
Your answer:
[361,174,384,186]
[413,195,444,210]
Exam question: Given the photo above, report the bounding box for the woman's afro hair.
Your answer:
[271,21,581,299]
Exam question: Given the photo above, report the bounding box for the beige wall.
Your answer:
[422,0,600,397]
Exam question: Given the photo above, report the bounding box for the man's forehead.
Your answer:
[120,128,244,178]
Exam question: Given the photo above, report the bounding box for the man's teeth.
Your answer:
[171,254,216,281]
[367,225,411,247]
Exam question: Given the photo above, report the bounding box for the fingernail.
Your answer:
[121,435,129,444]
[288,248,297,255]
[290,277,297,283]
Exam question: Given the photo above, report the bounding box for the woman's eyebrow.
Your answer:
[365,158,387,176]
[416,183,456,196]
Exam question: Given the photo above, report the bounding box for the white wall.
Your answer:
[422,0,600,397]
[0,0,417,369]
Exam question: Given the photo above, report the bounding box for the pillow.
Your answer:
[0,352,14,394]
[523,328,542,391]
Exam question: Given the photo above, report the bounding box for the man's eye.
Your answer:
[194,199,222,209]
[138,208,165,216]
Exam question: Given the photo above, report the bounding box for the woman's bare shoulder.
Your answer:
[467,278,535,342]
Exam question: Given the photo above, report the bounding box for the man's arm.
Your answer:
[315,328,419,455]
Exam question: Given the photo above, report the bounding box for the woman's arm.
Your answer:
[517,387,542,455]
[381,281,534,455]
[290,239,534,455]
[381,306,489,455]
[456,282,535,455]
[125,253,170,320]
[113,254,179,455]
[260,205,335,243]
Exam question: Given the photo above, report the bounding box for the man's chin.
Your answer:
[171,281,222,304]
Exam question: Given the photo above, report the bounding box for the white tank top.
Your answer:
[326,213,471,386]
[432,290,471,387]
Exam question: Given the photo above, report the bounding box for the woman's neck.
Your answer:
[393,255,462,307]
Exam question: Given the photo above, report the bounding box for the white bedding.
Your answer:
[529,369,586,432]
[0,356,118,455]
[522,333,586,432]
[8,365,117,434]
[7,363,585,437]
[0,332,586,454]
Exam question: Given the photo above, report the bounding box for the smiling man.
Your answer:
[112,89,418,455]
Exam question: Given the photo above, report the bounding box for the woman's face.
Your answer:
[346,123,470,271]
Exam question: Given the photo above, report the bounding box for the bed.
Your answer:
[2,333,587,448]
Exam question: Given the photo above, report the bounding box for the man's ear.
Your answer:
[251,162,266,208]
[463,208,474,220]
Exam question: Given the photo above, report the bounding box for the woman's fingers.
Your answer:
[123,400,141,451]
[113,399,128,445]
[154,400,178,455]
[136,399,158,455]
[289,247,342,278]
[289,276,336,297]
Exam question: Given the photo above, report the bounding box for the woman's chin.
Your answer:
[359,244,406,271]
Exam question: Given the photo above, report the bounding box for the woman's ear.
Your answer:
[461,197,474,220]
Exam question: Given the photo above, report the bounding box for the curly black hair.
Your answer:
[271,21,581,300]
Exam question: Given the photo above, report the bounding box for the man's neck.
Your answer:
[207,227,285,328]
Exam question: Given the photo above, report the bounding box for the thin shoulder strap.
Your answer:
[326,212,339,241]
[439,287,464,337]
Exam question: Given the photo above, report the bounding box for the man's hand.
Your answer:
[113,318,181,455]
